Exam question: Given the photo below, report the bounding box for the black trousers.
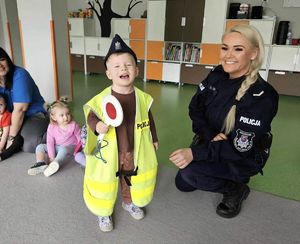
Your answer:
[20,113,49,153]
[0,134,24,161]
[175,155,265,194]
[177,134,271,194]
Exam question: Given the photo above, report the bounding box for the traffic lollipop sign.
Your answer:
[98,95,123,142]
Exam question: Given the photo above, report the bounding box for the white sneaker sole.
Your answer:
[99,224,113,232]
[122,202,145,220]
[44,161,59,177]
[98,217,113,232]
[27,165,48,176]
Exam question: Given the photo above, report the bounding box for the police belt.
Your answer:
[116,167,138,186]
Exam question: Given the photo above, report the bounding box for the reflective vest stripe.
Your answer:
[131,184,156,200]
[85,179,118,196]
[131,167,157,184]
[83,180,116,216]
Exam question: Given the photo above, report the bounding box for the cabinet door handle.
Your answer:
[205,66,214,70]
[185,64,193,67]
[89,56,96,59]
[181,17,186,27]
[294,54,299,65]
[97,43,100,50]
[275,71,285,75]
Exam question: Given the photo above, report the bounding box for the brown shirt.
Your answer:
[87,90,158,153]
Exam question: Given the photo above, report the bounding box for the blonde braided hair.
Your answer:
[222,25,265,135]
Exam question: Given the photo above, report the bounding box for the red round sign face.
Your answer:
[106,102,117,120]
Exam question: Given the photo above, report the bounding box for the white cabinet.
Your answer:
[162,62,181,84]
[69,18,95,36]
[250,19,275,45]
[147,0,166,41]
[201,0,228,43]
[85,37,100,56]
[70,37,84,54]
[294,49,300,72]
[99,38,112,56]
[269,46,299,71]
[112,18,130,39]
[69,18,84,36]
[268,46,300,96]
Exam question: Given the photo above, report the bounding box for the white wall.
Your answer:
[16,0,72,102]
[5,0,22,66]
[51,0,72,99]
[16,0,57,102]
[0,0,10,52]
[229,0,300,38]
[67,0,147,36]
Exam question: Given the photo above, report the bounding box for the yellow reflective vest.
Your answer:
[83,86,158,216]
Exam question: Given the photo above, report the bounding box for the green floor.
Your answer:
[71,71,300,201]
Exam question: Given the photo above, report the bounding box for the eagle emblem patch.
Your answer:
[234,129,255,152]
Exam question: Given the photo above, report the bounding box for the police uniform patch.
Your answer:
[233,129,255,152]
[199,83,205,91]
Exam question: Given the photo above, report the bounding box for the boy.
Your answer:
[83,34,159,232]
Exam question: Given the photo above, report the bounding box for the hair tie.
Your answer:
[233,99,239,106]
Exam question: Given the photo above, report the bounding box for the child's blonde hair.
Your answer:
[45,99,71,124]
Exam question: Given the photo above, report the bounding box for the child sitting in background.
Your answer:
[0,94,11,153]
[0,93,23,161]
[27,100,81,177]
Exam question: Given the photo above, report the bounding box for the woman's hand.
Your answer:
[169,148,193,169]
[212,133,228,142]
[95,121,109,134]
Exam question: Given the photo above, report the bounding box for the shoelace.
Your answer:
[99,217,111,225]
[130,204,141,213]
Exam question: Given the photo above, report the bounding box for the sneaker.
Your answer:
[43,161,59,177]
[122,202,144,220]
[98,216,113,232]
[28,162,48,176]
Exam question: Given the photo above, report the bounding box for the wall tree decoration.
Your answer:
[88,0,142,37]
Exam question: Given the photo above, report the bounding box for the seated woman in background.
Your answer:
[169,25,279,218]
[0,47,48,158]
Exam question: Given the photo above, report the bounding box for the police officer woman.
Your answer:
[169,25,279,218]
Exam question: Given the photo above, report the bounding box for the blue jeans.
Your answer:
[36,144,75,165]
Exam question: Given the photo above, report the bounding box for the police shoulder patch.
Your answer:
[233,129,255,152]
[199,83,205,91]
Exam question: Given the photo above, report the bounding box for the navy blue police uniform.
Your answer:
[175,65,279,196]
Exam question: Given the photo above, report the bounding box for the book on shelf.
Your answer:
[184,44,200,63]
[165,43,181,61]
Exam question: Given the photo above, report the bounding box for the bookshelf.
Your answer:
[146,0,206,85]
[164,42,182,62]
[183,43,201,63]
